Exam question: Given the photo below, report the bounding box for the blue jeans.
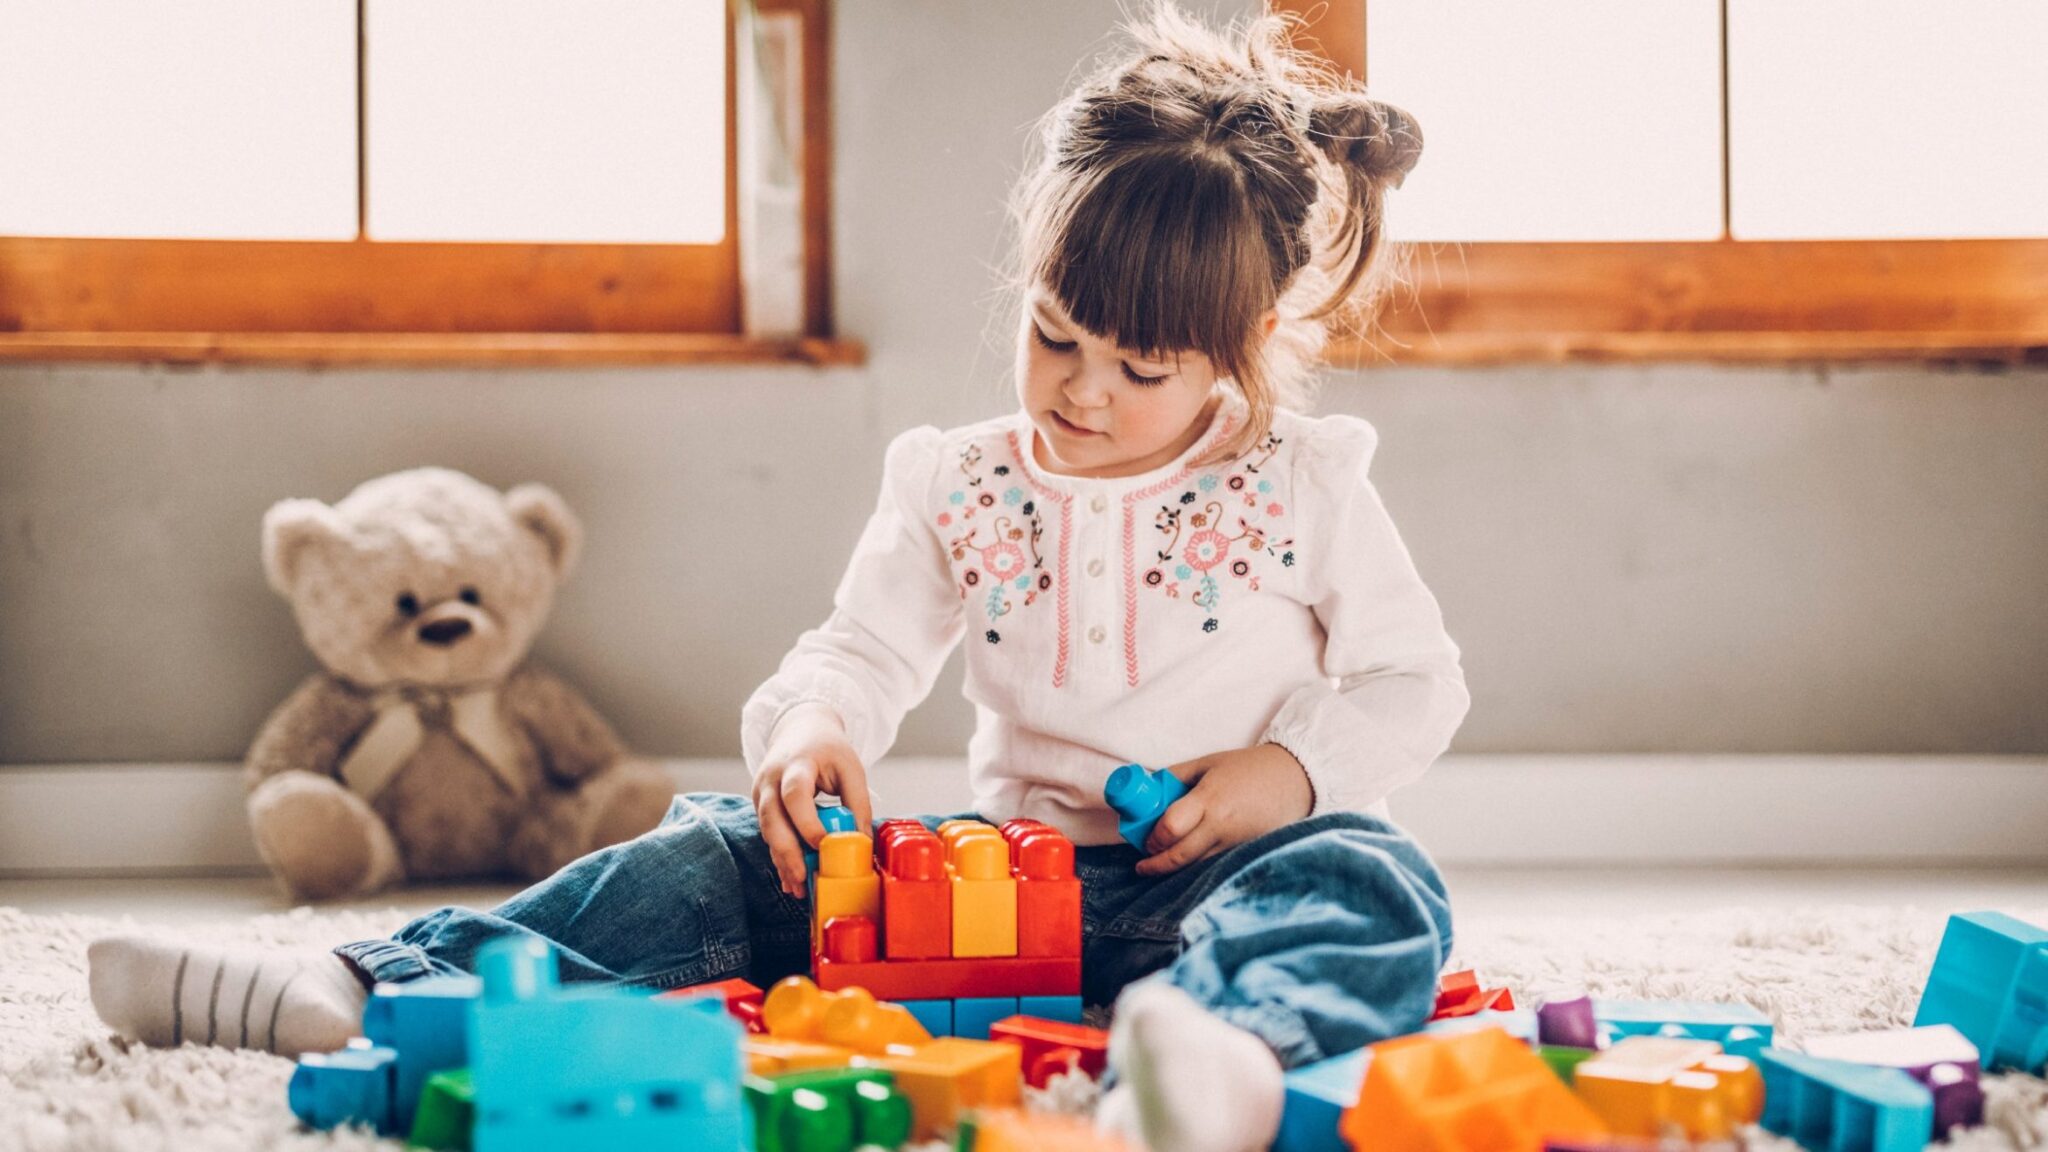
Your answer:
[336,792,1453,1069]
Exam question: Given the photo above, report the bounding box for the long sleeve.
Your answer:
[1261,416,1471,815]
[741,426,967,777]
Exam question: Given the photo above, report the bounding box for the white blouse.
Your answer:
[740,392,1470,846]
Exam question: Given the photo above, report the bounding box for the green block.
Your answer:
[1539,1045,1598,1086]
[407,1068,475,1151]
[744,1067,909,1152]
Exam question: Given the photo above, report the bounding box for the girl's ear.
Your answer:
[1261,308,1280,337]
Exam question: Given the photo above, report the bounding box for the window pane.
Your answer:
[1365,0,1724,242]
[0,0,357,240]
[366,0,726,245]
[1729,0,2048,239]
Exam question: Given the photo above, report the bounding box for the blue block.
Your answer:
[289,1039,398,1132]
[1593,998,1774,1058]
[801,802,862,876]
[361,974,480,1132]
[1423,1007,1538,1045]
[1103,763,1188,851]
[1018,996,1084,1026]
[900,999,954,1038]
[1914,910,2048,1074]
[469,937,746,1152]
[1274,1047,1372,1152]
[953,996,1018,1041]
[1758,1048,1934,1152]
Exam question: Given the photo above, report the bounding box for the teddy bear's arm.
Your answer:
[244,674,375,789]
[503,665,629,784]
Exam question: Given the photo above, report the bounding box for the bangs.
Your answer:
[1027,148,1275,378]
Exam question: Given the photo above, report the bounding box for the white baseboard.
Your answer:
[2,755,2044,876]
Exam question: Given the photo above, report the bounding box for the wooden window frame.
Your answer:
[0,0,862,367]
[1279,0,2048,365]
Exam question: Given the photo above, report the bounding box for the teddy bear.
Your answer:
[245,466,676,901]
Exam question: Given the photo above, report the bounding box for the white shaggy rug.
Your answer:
[3,902,2047,1151]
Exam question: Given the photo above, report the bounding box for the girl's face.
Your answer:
[1016,287,1227,479]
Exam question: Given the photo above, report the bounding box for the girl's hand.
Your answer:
[754,702,873,897]
[1135,743,1313,876]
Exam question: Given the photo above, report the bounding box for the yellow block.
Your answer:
[813,830,881,950]
[949,835,1017,958]
[857,1037,1023,1140]
[742,1035,853,1076]
[1573,1036,1763,1140]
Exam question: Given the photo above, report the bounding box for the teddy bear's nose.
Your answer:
[417,618,472,646]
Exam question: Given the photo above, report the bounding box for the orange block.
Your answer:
[1572,1036,1764,1140]
[759,975,930,1055]
[812,831,881,951]
[741,1034,853,1075]
[882,829,953,960]
[951,834,1018,959]
[856,1037,1023,1139]
[964,1108,1135,1151]
[1342,1028,1609,1152]
[1013,829,1081,958]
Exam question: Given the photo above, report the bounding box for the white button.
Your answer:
[1087,625,1106,644]
[1090,494,1108,513]
[1086,558,1105,578]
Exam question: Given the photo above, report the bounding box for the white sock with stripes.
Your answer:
[87,935,368,1058]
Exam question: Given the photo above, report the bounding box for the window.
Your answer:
[0,0,860,367]
[1280,0,2048,364]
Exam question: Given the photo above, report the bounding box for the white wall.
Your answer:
[2,0,2044,766]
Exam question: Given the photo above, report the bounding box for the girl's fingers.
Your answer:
[780,758,827,848]
[756,793,809,897]
[1137,824,1219,876]
[1145,794,1204,856]
[830,756,875,835]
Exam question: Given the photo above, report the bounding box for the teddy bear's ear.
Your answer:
[261,498,346,596]
[506,483,583,583]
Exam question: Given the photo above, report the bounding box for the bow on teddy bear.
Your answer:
[246,467,675,901]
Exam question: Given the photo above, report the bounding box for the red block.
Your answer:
[990,1015,1109,1087]
[822,915,879,964]
[1014,830,1081,959]
[882,831,953,960]
[1429,969,1516,1021]
[813,953,1081,1001]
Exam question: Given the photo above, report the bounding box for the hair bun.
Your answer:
[1307,94,1423,188]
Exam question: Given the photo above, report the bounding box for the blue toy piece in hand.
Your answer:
[1103,763,1188,851]
[802,801,862,876]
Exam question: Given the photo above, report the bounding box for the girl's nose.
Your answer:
[1064,367,1114,407]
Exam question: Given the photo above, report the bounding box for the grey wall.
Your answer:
[3,0,2044,764]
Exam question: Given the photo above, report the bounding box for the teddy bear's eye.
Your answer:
[459,586,482,607]
[395,592,421,617]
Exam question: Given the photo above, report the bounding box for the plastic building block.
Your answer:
[1342,1028,1609,1152]
[813,951,1081,1001]
[1537,995,1600,1050]
[1757,1048,1933,1152]
[468,937,746,1152]
[957,1108,1135,1151]
[761,976,930,1055]
[1803,1024,1984,1137]
[802,802,862,877]
[951,834,1019,958]
[659,976,767,1033]
[1913,910,2048,1074]
[822,915,881,964]
[362,975,481,1133]
[1571,1035,1763,1140]
[881,827,952,960]
[1103,763,1187,851]
[989,1015,1110,1088]
[856,1036,1023,1140]
[1017,995,1084,1025]
[1425,1007,1538,1045]
[814,831,883,951]
[407,1068,474,1151]
[742,1066,913,1152]
[1592,999,1773,1059]
[1275,1047,1371,1152]
[1538,1045,1599,1085]
[900,999,955,1038]
[289,1038,398,1132]
[743,1035,859,1077]
[954,997,1018,1042]
[1010,824,1082,959]
[1431,969,1517,1020]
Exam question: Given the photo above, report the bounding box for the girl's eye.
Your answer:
[1031,323,1076,353]
[1122,364,1168,387]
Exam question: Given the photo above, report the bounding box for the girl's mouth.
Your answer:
[1052,411,1101,437]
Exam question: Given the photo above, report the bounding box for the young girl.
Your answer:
[88,7,1464,1150]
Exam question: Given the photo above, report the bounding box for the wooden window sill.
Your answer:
[0,331,867,368]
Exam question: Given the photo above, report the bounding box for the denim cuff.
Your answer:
[334,938,466,987]
[1205,996,1325,1070]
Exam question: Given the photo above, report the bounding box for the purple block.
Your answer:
[1804,1024,1985,1138]
[1537,994,1599,1050]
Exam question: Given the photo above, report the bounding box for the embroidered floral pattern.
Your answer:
[1136,432,1293,635]
[942,442,1053,644]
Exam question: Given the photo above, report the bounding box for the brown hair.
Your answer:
[1002,2,1423,463]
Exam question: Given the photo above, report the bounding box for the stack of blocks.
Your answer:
[1913,910,2048,1075]
[287,974,478,1140]
[810,815,1082,1039]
